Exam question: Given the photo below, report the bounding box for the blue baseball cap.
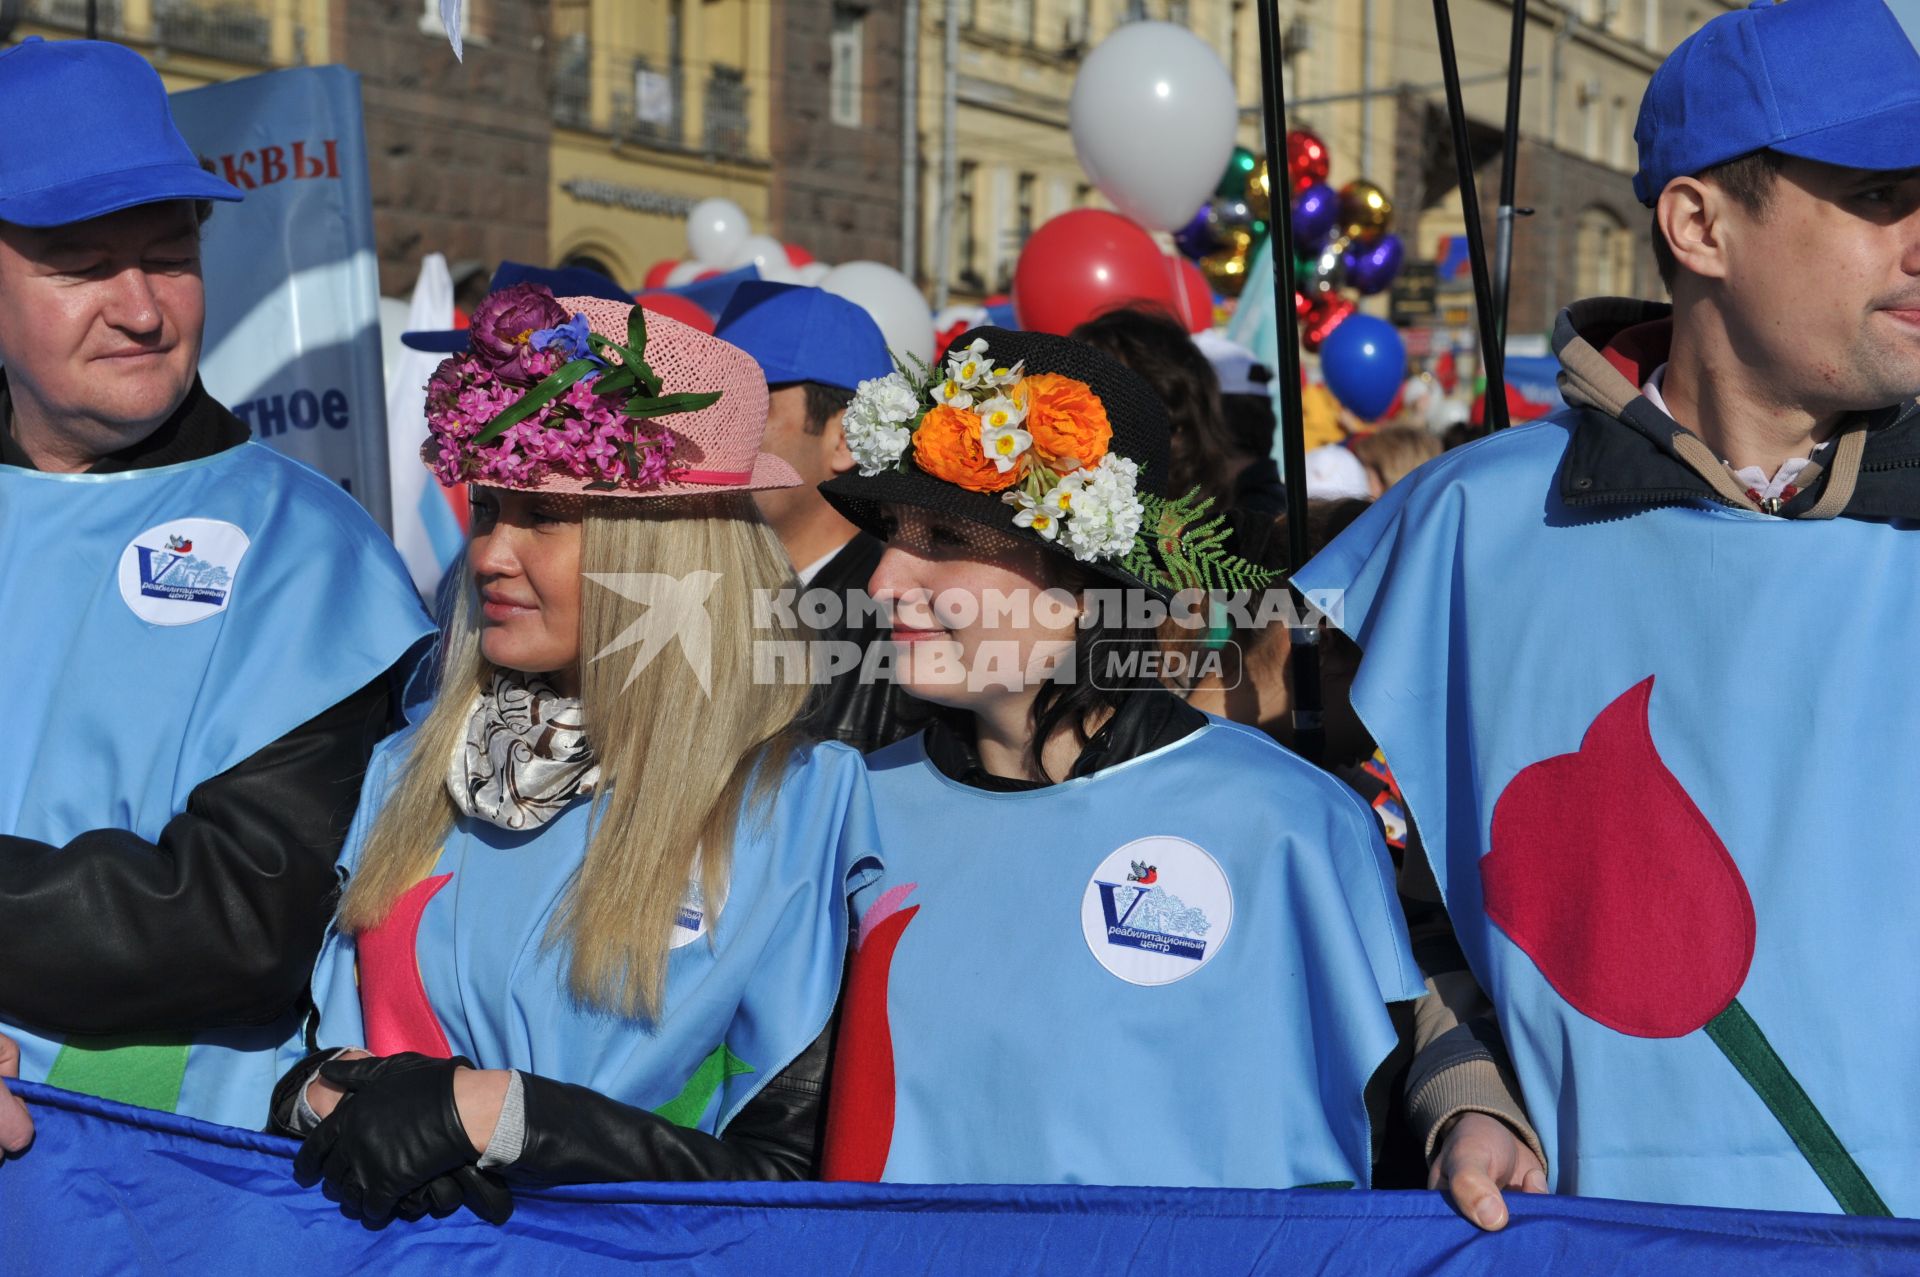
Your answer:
[0,37,243,227]
[1634,0,1920,206]
[714,282,893,391]
[400,261,635,352]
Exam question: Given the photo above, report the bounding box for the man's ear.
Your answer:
[824,408,855,476]
[1657,176,1729,283]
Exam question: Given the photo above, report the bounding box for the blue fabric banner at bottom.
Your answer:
[4,1080,1919,1276]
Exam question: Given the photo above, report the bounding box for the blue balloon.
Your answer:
[1291,183,1339,252]
[1173,204,1217,260]
[1319,314,1406,421]
[1341,233,1405,296]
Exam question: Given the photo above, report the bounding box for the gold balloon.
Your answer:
[1337,179,1394,241]
[1245,157,1272,224]
[1200,227,1255,298]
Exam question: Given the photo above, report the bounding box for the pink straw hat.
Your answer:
[422,289,800,498]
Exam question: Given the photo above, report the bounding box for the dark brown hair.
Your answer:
[1650,148,1786,291]
[769,380,855,437]
[1070,306,1236,508]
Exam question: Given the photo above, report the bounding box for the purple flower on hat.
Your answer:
[469,283,569,384]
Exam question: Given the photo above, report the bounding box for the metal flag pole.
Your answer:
[1431,0,1510,431]
[1254,0,1324,765]
[1492,0,1531,354]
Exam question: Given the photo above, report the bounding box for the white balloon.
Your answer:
[664,259,708,287]
[794,261,831,286]
[686,197,749,265]
[732,233,798,284]
[820,261,934,363]
[1069,21,1239,231]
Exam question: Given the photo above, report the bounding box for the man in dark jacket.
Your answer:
[0,38,430,1135]
[716,282,930,752]
[1297,0,1920,1219]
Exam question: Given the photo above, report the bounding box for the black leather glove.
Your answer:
[511,1021,831,1185]
[293,1053,512,1225]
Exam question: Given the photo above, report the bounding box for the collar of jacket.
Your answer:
[0,373,248,473]
[1550,297,1920,520]
[922,688,1206,793]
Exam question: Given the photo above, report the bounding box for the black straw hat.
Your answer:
[820,327,1174,592]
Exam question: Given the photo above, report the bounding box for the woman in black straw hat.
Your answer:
[812,328,1544,1210]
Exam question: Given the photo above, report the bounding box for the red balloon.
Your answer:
[694,268,724,283]
[1286,129,1331,196]
[1301,294,1354,352]
[642,258,678,291]
[636,291,717,334]
[784,243,816,268]
[1174,257,1212,333]
[1012,209,1176,335]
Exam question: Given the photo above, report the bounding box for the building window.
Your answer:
[1581,79,1603,161]
[830,6,864,128]
[1168,0,1191,28]
[958,160,980,288]
[1575,207,1633,298]
[1610,97,1630,171]
[705,65,750,157]
[1016,172,1036,248]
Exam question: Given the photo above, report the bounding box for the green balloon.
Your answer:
[1214,145,1257,200]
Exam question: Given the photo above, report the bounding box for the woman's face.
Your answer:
[867,505,1080,715]
[469,486,585,691]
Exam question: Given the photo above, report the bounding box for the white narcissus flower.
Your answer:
[979,417,1034,473]
[1041,471,1089,517]
[1003,490,1060,541]
[945,337,991,389]
[982,358,1025,388]
[1061,454,1146,562]
[975,393,1027,432]
[930,377,975,410]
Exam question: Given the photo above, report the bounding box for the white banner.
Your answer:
[170,68,392,531]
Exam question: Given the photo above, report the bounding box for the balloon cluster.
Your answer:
[646,198,829,290]
[636,198,938,361]
[1175,129,1406,353]
[1012,20,1239,337]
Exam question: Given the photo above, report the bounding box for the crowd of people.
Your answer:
[3,0,1918,1241]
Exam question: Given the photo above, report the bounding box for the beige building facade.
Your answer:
[546,0,773,287]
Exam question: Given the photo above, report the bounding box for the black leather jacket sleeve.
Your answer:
[0,673,396,1036]
[509,1019,833,1185]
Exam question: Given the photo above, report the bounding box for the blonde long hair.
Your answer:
[338,493,811,1019]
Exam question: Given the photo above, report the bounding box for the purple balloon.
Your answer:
[1341,233,1406,296]
[1292,183,1338,252]
[1173,204,1217,260]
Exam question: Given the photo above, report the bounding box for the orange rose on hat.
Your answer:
[1017,372,1112,473]
[912,404,1021,494]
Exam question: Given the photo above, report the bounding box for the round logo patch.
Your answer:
[1080,836,1233,986]
[118,518,251,626]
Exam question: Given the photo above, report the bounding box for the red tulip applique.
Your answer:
[1483,677,1887,1216]
[357,873,454,1059]
[821,883,919,1182]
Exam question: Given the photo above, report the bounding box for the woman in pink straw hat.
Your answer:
[268,284,877,1225]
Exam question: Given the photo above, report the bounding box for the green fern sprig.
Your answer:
[1124,489,1283,593]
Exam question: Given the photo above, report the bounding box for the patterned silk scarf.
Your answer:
[448,671,600,830]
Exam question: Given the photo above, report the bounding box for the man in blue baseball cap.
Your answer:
[1296,0,1920,1223]
[0,38,430,1138]
[716,282,929,751]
